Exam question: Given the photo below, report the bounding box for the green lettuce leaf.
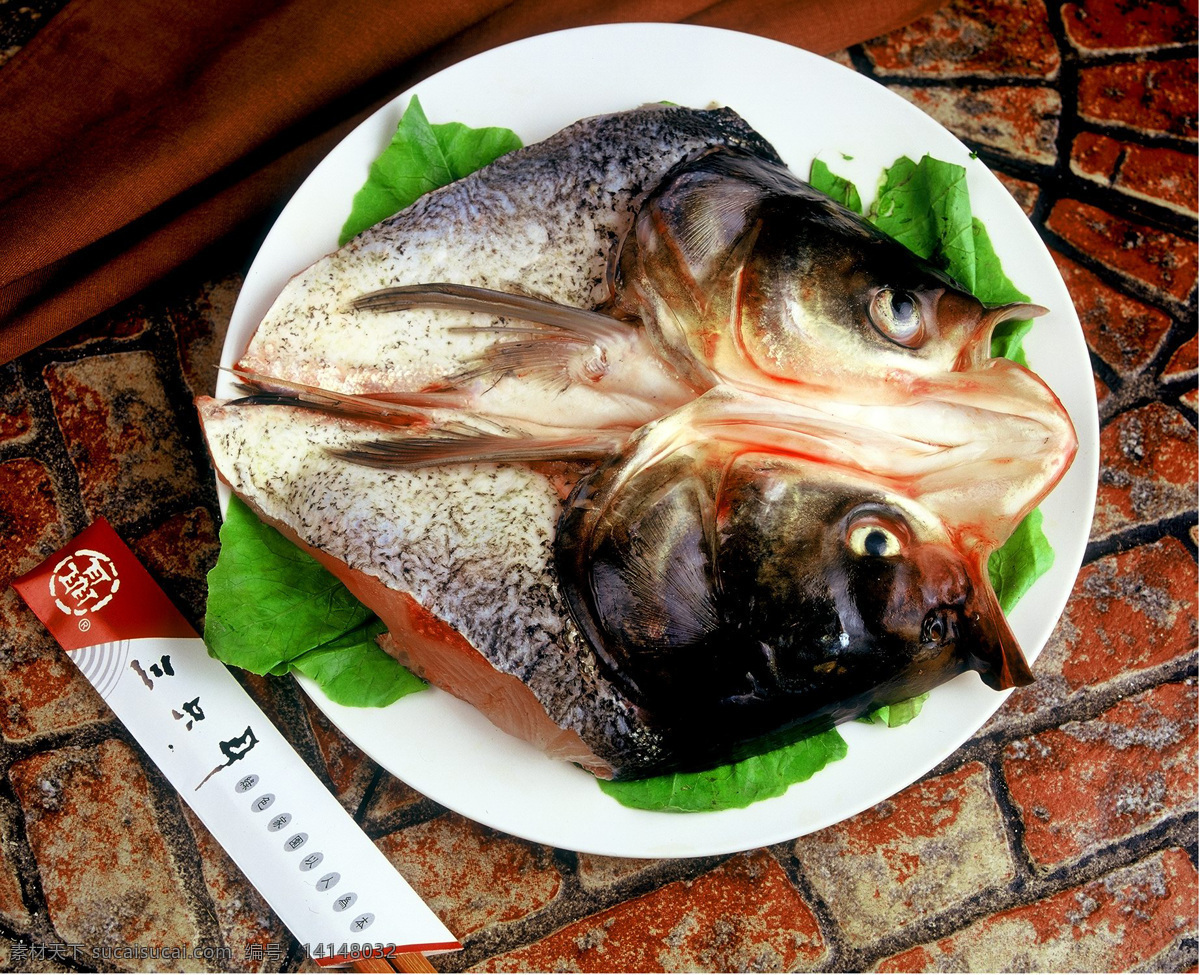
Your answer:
[860,692,930,728]
[989,507,1055,615]
[205,496,425,708]
[809,158,863,214]
[339,96,522,245]
[870,154,978,292]
[972,216,1033,365]
[598,727,848,812]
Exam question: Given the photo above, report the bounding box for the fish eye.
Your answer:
[846,521,903,558]
[869,288,925,348]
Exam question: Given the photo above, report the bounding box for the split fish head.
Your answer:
[556,432,1031,772]
[614,147,1043,398]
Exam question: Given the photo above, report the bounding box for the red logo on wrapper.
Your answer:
[13,519,196,651]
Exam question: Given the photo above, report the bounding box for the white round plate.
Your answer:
[218,23,1099,858]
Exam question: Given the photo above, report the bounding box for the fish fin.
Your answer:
[445,336,597,392]
[353,283,644,391]
[601,475,721,647]
[329,430,626,470]
[222,367,469,426]
[645,165,766,303]
[352,283,636,346]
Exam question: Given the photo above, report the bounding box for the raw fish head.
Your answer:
[556,429,1030,774]
[614,147,1042,398]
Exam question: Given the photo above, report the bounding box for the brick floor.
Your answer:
[794,762,1017,947]
[1003,681,1197,868]
[874,848,1199,972]
[473,852,827,973]
[9,740,209,971]
[376,815,563,938]
[0,1,1195,972]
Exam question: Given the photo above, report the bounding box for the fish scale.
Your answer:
[199,398,660,777]
[240,104,779,431]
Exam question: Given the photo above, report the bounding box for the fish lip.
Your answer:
[956,301,1051,369]
[965,561,1035,690]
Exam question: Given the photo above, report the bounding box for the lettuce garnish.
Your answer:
[205,496,425,707]
[339,97,523,245]
[598,728,848,812]
[206,104,1058,811]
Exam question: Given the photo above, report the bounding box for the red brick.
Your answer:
[475,850,825,972]
[0,457,67,585]
[181,806,288,971]
[892,85,1060,164]
[995,171,1041,216]
[576,853,664,891]
[876,848,1198,971]
[0,459,108,742]
[794,762,1015,944]
[825,48,856,70]
[1095,402,1197,535]
[1163,333,1197,381]
[1052,251,1173,375]
[376,813,561,938]
[42,351,201,529]
[130,506,220,623]
[0,638,108,742]
[1063,0,1199,53]
[1004,682,1197,867]
[9,739,206,969]
[1071,131,1199,216]
[130,507,218,590]
[302,695,377,814]
[1078,59,1198,139]
[363,774,428,827]
[170,275,239,399]
[864,0,1060,78]
[1047,199,1198,300]
[1004,538,1196,719]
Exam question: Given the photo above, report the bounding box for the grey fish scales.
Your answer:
[200,400,662,774]
[240,105,780,402]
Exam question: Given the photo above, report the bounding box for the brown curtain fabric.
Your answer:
[0,0,943,364]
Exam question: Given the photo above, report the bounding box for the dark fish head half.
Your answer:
[614,147,1043,395]
[556,433,1031,775]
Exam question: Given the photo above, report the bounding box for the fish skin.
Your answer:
[197,395,663,778]
[197,392,1020,778]
[555,405,1036,754]
[238,105,781,433]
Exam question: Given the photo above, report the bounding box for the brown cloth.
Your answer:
[0,0,942,364]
